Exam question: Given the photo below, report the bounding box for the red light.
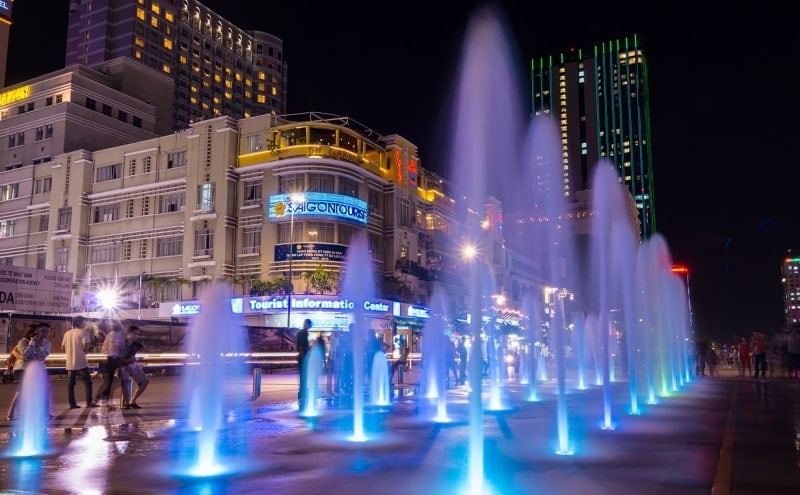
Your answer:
[670,265,689,274]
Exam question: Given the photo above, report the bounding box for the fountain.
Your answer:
[6,360,52,458]
[299,343,326,417]
[168,281,252,479]
[339,230,378,441]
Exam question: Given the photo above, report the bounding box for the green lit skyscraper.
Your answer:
[531,35,656,239]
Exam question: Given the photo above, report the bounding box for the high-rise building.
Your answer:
[0,0,12,88]
[531,35,656,239]
[782,256,800,328]
[65,0,287,130]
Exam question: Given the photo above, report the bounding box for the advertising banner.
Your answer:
[0,266,73,313]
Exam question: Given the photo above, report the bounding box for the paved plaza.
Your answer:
[0,365,798,495]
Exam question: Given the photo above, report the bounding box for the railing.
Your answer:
[1,352,302,375]
[1,352,422,375]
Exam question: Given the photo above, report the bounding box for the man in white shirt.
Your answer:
[62,316,95,408]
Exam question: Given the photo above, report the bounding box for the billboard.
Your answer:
[0,266,73,313]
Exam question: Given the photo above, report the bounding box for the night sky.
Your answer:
[5,1,799,342]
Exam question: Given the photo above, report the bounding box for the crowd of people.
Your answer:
[5,317,150,421]
[695,327,800,379]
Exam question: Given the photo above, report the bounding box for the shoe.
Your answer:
[69,404,81,409]
[129,403,142,409]
[87,403,99,408]
[122,405,132,410]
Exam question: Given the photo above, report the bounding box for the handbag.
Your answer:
[6,347,23,369]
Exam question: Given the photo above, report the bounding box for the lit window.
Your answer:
[163,38,173,50]
[151,16,158,28]
[134,50,143,60]
[162,64,171,74]
[271,86,277,96]
[165,10,174,22]
[136,8,146,20]
[151,2,160,14]
[257,95,266,104]
[135,37,145,48]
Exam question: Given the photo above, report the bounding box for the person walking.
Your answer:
[751,331,767,378]
[62,316,95,409]
[118,326,149,409]
[737,335,752,377]
[6,323,52,421]
[296,319,312,408]
[787,326,800,379]
[93,321,125,408]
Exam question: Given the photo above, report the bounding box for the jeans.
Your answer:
[95,356,120,402]
[67,367,93,406]
[753,353,767,377]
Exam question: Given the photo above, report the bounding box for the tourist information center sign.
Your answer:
[0,267,73,313]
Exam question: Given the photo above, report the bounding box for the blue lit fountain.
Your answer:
[168,281,252,480]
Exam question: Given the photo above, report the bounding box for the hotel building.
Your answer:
[65,0,287,129]
[531,35,656,240]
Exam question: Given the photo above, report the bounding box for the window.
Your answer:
[243,179,262,206]
[57,207,72,231]
[278,173,302,194]
[34,178,52,194]
[0,220,15,237]
[128,159,137,176]
[118,110,128,123]
[142,197,150,216]
[158,192,185,213]
[308,173,334,193]
[102,104,112,116]
[399,199,412,227]
[167,150,186,168]
[32,156,51,165]
[122,240,132,261]
[38,215,49,232]
[94,204,120,223]
[86,98,96,110]
[35,126,44,141]
[142,155,152,173]
[0,183,19,201]
[338,176,359,198]
[242,227,261,255]
[338,224,356,246]
[7,132,24,148]
[56,94,63,103]
[36,252,46,269]
[95,163,122,182]
[91,244,117,264]
[55,247,69,272]
[156,236,183,257]
[247,135,261,151]
[194,228,213,256]
[197,183,215,210]
[132,116,142,128]
[309,221,334,243]
[368,189,382,215]
[46,96,53,106]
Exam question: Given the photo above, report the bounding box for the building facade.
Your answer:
[782,256,800,328]
[65,0,287,129]
[531,35,656,239]
[0,0,11,88]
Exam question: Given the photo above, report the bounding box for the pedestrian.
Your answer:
[94,320,125,408]
[737,336,752,377]
[695,337,709,377]
[62,316,95,409]
[119,326,149,409]
[296,319,311,408]
[6,323,53,421]
[445,339,459,387]
[456,338,469,385]
[751,331,767,378]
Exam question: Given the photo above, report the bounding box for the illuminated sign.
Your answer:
[274,243,347,262]
[0,86,31,106]
[0,1,11,18]
[160,296,430,320]
[268,192,367,226]
[171,302,200,315]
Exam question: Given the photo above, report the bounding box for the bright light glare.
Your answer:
[462,244,477,259]
[96,289,118,310]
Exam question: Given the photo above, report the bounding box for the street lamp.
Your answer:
[286,194,306,331]
[670,264,693,331]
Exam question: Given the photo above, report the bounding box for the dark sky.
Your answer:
[6,1,799,341]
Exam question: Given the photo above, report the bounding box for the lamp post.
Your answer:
[286,194,306,331]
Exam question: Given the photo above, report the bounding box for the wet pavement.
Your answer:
[0,366,798,495]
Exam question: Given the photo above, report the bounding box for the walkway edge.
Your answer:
[711,381,737,495]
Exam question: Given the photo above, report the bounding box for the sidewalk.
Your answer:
[0,367,798,495]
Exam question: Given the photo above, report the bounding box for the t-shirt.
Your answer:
[62,327,90,370]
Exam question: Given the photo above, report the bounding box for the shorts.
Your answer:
[119,364,148,384]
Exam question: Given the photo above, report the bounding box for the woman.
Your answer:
[6,323,52,421]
